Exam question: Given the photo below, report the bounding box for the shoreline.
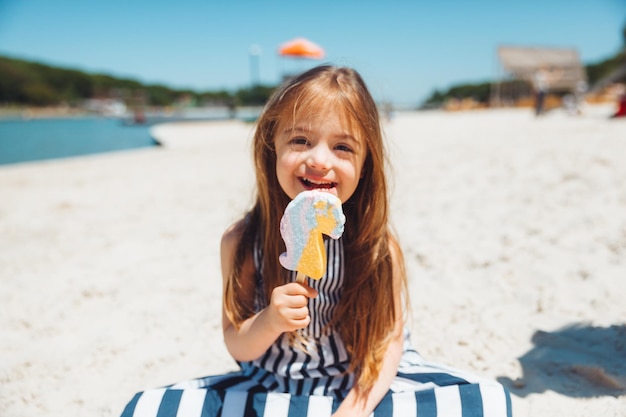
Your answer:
[0,105,264,122]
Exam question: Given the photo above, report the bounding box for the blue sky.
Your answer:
[0,0,624,106]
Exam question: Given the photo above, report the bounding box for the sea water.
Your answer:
[0,117,158,165]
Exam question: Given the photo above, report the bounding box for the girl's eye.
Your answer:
[289,137,309,149]
[335,144,353,153]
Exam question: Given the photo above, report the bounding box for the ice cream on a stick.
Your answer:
[279,190,345,283]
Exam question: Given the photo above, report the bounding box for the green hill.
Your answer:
[0,55,275,107]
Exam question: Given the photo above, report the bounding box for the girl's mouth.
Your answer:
[300,177,337,190]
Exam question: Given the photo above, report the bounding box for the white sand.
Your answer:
[1,106,625,416]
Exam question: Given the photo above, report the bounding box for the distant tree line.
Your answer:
[0,55,276,107]
[585,50,626,87]
[422,81,492,108]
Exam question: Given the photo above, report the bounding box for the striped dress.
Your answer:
[120,238,512,417]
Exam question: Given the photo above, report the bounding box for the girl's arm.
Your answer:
[332,238,406,417]
[220,220,318,362]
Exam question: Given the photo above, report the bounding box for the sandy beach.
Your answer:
[1,105,625,416]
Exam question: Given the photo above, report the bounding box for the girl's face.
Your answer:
[274,108,366,203]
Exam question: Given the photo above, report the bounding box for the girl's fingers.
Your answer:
[298,281,319,299]
[289,306,310,321]
[285,281,319,298]
[274,283,317,307]
[289,312,311,329]
[290,294,312,308]
[269,283,318,331]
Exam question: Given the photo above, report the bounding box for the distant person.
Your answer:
[573,79,588,116]
[611,92,626,118]
[381,101,394,122]
[118,66,512,417]
[133,110,146,124]
[532,67,549,116]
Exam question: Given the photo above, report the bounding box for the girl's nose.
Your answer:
[306,144,332,172]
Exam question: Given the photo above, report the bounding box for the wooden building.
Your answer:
[491,46,587,107]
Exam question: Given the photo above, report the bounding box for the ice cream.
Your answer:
[279,190,345,281]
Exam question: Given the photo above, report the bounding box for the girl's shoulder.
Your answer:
[387,232,402,262]
[221,218,247,247]
[385,231,407,284]
[220,217,258,290]
[220,218,250,266]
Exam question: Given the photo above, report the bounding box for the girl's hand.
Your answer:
[266,282,318,333]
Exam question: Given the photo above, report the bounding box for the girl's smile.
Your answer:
[274,110,366,203]
[299,177,337,190]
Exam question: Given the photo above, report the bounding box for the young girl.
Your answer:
[120,66,512,417]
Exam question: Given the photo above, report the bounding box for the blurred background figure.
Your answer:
[532,66,549,116]
[611,87,626,118]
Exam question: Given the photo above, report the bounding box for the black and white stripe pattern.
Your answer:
[304,238,345,338]
[257,238,345,339]
[120,361,512,417]
[119,236,512,416]
[244,331,353,396]
[246,238,353,395]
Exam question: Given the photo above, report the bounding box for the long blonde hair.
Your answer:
[224,65,407,394]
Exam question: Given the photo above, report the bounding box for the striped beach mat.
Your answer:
[120,369,512,417]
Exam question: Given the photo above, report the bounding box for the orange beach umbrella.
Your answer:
[278,38,325,59]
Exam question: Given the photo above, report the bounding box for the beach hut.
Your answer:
[491,46,587,108]
[278,37,325,81]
